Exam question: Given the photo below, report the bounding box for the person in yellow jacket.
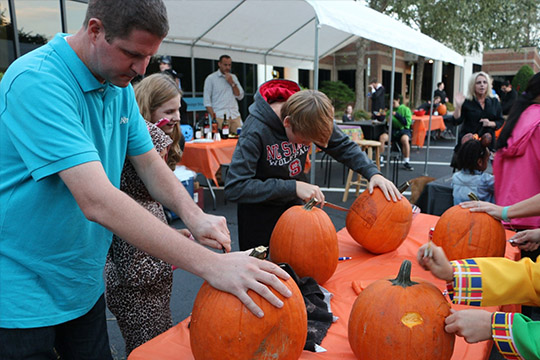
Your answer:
[418,245,539,360]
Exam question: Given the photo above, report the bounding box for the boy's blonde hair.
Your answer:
[280,90,334,146]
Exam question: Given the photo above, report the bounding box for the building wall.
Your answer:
[482,47,540,76]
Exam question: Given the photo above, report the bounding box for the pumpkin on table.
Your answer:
[189,271,307,360]
[437,103,447,116]
[346,188,413,254]
[348,260,455,360]
[269,198,339,284]
[432,202,506,261]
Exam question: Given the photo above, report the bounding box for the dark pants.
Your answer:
[0,294,112,360]
[237,201,300,251]
[442,114,456,135]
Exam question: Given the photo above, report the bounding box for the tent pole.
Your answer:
[309,18,320,184]
[385,48,396,180]
[191,46,197,127]
[264,55,268,82]
[455,65,463,146]
[423,60,439,175]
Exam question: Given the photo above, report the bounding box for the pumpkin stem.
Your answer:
[467,192,480,201]
[304,198,318,210]
[390,260,419,288]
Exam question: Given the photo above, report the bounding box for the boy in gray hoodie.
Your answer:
[225,79,400,251]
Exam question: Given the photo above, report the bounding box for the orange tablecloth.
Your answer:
[178,139,238,187]
[411,115,446,147]
[129,213,519,360]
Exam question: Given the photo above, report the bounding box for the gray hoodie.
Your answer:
[225,79,381,206]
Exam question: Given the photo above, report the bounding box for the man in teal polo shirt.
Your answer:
[0,0,291,358]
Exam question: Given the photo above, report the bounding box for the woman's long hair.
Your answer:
[134,73,182,170]
[496,72,540,150]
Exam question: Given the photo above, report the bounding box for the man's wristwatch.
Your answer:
[231,83,237,87]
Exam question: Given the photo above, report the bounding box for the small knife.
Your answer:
[313,197,349,212]
[323,201,349,212]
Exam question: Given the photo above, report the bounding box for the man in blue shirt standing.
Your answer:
[0,0,291,358]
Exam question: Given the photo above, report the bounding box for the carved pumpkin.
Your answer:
[348,260,455,360]
[270,199,338,284]
[190,275,307,360]
[346,188,413,254]
[437,104,447,115]
[432,204,506,260]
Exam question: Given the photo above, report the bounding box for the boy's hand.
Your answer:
[368,174,401,202]
[296,181,325,204]
[416,243,453,282]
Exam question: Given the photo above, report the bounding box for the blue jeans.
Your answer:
[0,294,112,360]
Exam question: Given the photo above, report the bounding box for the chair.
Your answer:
[321,153,346,188]
[389,140,402,184]
[342,140,381,202]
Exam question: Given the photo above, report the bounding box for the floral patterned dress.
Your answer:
[105,121,174,355]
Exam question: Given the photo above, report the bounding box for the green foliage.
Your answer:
[353,109,371,120]
[0,72,3,82]
[378,0,540,54]
[318,81,355,111]
[512,65,535,92]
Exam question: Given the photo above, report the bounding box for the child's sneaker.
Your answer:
[403,162,414,171]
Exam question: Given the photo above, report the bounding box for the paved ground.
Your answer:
[105,134,508,360]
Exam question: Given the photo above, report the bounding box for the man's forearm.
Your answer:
[59,161,218,279]
[205,106,215,119]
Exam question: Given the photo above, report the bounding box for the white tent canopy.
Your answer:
[161,0,463,69]
[161,0,464,179]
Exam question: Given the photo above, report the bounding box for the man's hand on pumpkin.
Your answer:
[207,252,292,318]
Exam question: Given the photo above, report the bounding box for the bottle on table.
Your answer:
[203,113,210,137]
[211,115,218,134]
[221,114,229,139]
[194,116,203,139]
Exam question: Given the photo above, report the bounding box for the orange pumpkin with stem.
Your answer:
[348,260,455,360]
[432,200,506,261]
[190,266,307,360]
[346,188,413,254]
[270,198,339,284]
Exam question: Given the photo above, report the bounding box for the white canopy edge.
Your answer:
[307,1,464,67]
[160,0,463,69]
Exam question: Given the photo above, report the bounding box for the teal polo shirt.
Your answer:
[0,33,153,328]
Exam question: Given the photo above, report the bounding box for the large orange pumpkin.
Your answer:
[432,204,506,260]
[346,188,413,254]
[348,260,455,360]
[270,199,338,284]
[190,276,307,360]
[437,103,447,115]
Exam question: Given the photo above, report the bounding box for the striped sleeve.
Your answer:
[492,312,524,360]
[448,259,483,306]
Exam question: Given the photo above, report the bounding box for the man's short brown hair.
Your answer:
[84,0,169,42]
[280,90,334,146]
